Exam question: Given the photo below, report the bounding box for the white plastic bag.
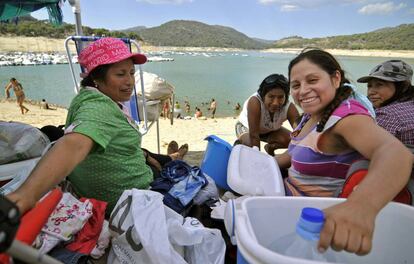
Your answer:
[108,189,186,264]
[0,121,50,165]
[108,189,226,264]
[168,215,226,264]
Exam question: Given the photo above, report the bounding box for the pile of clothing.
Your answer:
[150,160,219,214]
[0,189,110,263]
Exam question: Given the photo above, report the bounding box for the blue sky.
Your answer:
[33,0,414,40]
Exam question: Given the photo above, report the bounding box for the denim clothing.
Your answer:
[150,160,207,213]
[163,160,207,206]
[49,247,89,264]
[168,169,206,206]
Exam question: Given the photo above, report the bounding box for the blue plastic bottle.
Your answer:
[269,207,344,263]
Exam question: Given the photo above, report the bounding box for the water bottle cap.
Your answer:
[301,207,324,223]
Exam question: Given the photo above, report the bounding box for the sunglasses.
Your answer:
[262,74,288,87]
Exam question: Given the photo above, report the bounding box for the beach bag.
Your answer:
[0,122,50,165]
[108,189,225,264]
[135,71,174,100]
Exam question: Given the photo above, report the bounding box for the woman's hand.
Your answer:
[5,133,93,215]
[7,191,37,215]
[318,199,377,255]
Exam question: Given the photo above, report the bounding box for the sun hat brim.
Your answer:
[130,53,147,65]
[80,52,147,78]
[357,75,399,83]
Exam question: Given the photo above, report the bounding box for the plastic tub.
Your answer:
[200,135,233,191]
[235,196,414,264]
[227,145,285,196]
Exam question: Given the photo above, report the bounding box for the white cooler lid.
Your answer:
[227,145,285,196]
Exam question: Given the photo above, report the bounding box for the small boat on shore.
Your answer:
[147,56,174,62]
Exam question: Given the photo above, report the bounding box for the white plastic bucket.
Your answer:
[235,196,414,264]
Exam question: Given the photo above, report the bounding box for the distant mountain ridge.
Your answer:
[125,20,269,49]
[1,16,413,50]
[272,24,414,50]
[124,21,414,50]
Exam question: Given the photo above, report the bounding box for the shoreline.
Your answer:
[1,36,414,58]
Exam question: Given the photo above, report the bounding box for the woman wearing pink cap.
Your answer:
[7,37,187,216]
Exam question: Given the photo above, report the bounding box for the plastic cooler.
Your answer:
[227,145,285,196]
[233,196,414,264]
[200,135,233,191]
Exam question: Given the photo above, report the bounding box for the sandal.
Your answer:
[167,140,179,155]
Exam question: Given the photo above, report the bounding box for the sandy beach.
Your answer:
[0,99,250,166]
[1,36,414,58]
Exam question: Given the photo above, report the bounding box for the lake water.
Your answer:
[1,51,413,117]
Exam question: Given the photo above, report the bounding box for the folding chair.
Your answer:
[64,36,161,153]
[0,190,64,264]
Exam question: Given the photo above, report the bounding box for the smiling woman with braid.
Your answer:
[275,49,412,256]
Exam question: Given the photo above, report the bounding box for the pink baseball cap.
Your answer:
[78,37,147,78]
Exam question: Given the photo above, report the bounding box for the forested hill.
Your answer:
[128,20,269,49]
[0,16,142,40]
[273,24,414,50]
[1,16,413,50]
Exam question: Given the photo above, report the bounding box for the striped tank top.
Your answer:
[285,99,371,197]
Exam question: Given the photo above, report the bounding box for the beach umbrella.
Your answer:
[134,71,175,101]
[0,0,66,25]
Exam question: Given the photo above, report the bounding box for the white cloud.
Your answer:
[257,0,394,8]
[408,7,414,14]
[258,0,279,4]
[136,0,193,4]
[280,4,299,12]
[358,2,406,15]
[257,0,327,10]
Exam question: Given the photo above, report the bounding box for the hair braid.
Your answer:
[316,85,353,132]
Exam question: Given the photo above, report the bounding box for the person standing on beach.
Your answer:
[235,74,300,155]
[209,98,217,118]
[162,99,170,119]
[174,100,182,118]
[5,77,29,114]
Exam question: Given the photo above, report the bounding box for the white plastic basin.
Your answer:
[236,196,414,264]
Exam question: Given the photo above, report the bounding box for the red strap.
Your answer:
[339,170,367,198]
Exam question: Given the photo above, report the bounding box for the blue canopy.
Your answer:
[0,0,65,25]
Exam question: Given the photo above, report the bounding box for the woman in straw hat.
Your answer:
[7,37,187,216]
